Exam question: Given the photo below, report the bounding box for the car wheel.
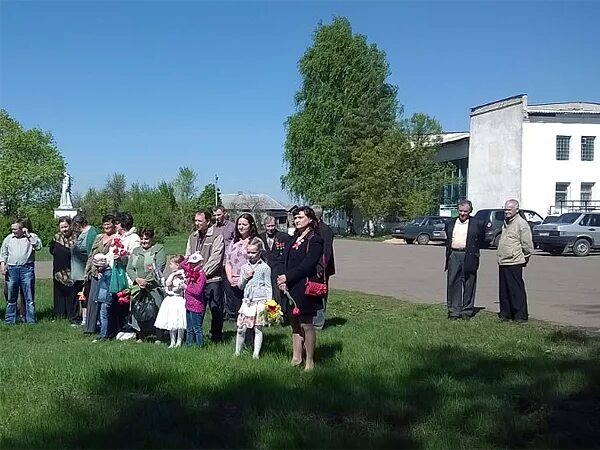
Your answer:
[416,234,430,245]
[404,238,414,244]
[572,239,591,257]
[549,247,563,255]
[492,234,501,248]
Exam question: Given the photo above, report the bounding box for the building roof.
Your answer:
[471,94,527,113]
[527,102,600,115]
[221,193,288,211]
[441,132,470,144]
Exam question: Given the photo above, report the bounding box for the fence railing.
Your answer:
[549,200,600,215]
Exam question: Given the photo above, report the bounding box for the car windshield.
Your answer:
[410,217,425,225]
[556,213,581,224]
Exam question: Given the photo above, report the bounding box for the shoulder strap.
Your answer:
[305,233,326,276]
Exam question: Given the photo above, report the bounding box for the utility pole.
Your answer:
[214,174,219,206]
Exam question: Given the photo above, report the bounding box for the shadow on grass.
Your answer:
[4,343,600,449]
[324,316,348,328]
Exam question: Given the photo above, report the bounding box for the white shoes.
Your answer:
[116,332,136,341]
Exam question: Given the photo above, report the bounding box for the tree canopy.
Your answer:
[282,17,398,209]
[0,110,65,217]
[282,17,452,221]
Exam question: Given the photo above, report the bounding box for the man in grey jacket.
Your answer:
[186,210,225,341]
[497,199,534,322]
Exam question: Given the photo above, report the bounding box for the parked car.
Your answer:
[473,208,544,248]
[533,211,600,256]
[401,216,451,245]
[542,215,561,224]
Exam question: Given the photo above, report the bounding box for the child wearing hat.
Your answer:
[180,252,207,347]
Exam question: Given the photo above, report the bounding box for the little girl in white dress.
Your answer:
[154,255,187,348]
[236,237,272,358]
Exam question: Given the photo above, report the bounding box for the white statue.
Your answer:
[59,171,73,208]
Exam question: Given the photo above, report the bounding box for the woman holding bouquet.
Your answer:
[83,214,118,339]
[277,206,325,371]
[114,212,140,332]
[126,228,166,341]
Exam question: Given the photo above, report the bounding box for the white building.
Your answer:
[439,94,600,216]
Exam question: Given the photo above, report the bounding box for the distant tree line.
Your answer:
[0,109,221,244]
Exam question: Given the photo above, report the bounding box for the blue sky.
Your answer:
[1,1,599,204]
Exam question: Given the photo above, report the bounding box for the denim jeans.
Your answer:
[99,302,111,339]
[5,263,36,324]
[186,310,205,347]
[96,269,113,339]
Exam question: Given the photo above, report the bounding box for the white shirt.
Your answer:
[451,218,469,250]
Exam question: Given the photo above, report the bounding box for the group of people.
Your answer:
[0,205,335,371]
[444,198,534,322]
[182,205,335,369]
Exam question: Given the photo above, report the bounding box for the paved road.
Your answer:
[327,239,600,330]
[35,240,600,330]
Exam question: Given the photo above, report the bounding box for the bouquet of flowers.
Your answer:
[112,237,128,258]
[259,299,283,326]
[109,237,129,294]
[116,290,131,305]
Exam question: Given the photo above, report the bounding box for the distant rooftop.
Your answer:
[441,132,470,144]
[470,94,600,117]
[527,102,600,115]
[221,193,288,211]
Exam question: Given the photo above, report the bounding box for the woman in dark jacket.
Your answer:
[277,206,324,371]
[49,216,78,322]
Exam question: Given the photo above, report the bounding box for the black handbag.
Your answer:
[131,291,158,323]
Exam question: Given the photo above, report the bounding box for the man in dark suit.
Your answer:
[444,199,485,320]
[312,205,335,330]
[259,216,292,313]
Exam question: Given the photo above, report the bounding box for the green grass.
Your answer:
[35,246,52,261]
[161,232,189,256]
[1,281,599,449]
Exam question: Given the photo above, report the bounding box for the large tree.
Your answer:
[282,17,398,209]
[172,166,197,208]
[0,110,65,216]
[352,113,453,222]
[196,183,221,212]
[172,166,199,229]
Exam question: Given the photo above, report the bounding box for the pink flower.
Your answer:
[292,307,301,316]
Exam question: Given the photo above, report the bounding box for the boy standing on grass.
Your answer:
[1,219,42,324]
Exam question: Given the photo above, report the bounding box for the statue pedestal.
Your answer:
[54,208,78,219]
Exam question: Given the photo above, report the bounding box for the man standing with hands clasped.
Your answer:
[497,199,534,323]
[444,199,484,320]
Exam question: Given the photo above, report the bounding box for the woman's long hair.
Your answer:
[233,213,258,242]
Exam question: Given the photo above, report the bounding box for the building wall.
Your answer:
[522,121,600,215]
[468,96,525,211]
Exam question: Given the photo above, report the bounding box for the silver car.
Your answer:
[533,212,600,256]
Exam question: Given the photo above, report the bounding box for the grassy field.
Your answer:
[162,232,189,256]
[1,281,599,449]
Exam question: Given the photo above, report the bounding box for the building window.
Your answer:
[581,183,594,202]
[555,182,570,209]
[556,136,570,160]
[581,136,595,161]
